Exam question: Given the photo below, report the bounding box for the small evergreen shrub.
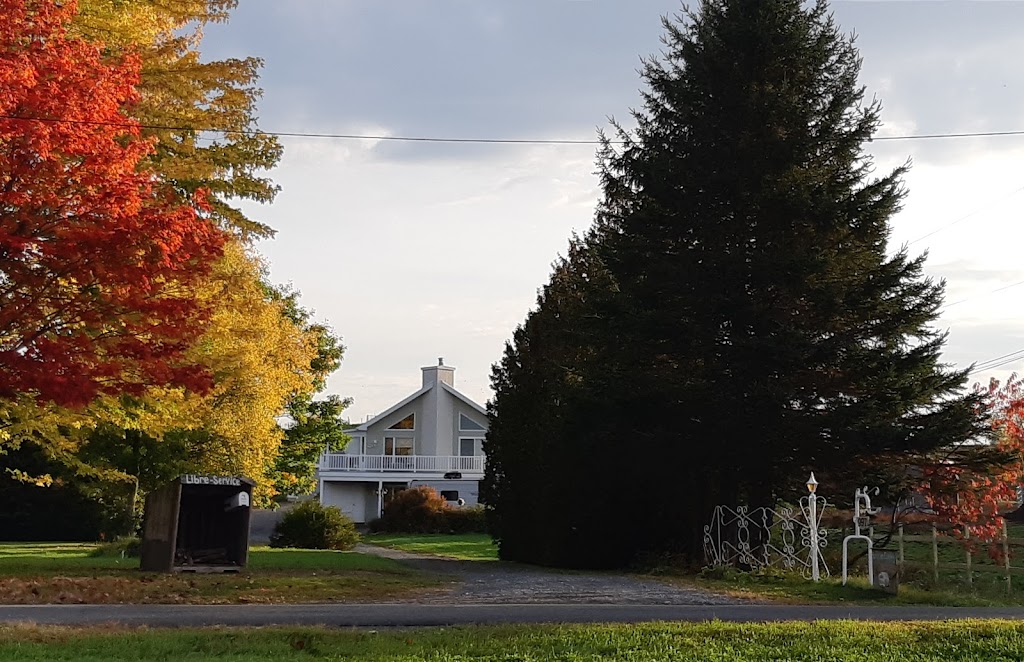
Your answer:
[270,501,359,550]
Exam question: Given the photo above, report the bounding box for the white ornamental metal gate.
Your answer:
[703,498,830,577]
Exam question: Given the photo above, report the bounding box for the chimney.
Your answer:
[421,357,455,388]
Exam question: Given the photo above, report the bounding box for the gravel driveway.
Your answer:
[356,544,744,605]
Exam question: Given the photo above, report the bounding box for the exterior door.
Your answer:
[381,483,407,516]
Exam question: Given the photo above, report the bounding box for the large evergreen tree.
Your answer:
[483,0,989,568]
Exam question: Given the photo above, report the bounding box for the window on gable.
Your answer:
[459,414,485,432]
[388,413,415,430]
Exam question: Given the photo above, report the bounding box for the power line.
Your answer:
[6,113,1024,377]
[909,185,1024,246]
[5,113,1024,146]
[874,129,1024,142]
[940,279,1024,312]
[0,114,604,145]
[968,350,1024,376]
[971,348,1024,373]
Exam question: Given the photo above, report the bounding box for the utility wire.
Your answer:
[968,350,1024,376]
[971,348,1024,373]
[909,185,1024,246]
[941,279,1024,312]
[6,113,1024,146]
[6,118,1024,379]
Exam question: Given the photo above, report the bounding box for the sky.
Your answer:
[201,0,1024,420]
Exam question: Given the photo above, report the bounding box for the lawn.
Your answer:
[685,567,1023,607]
[2,621,1024,661]
[0,542,445,604]
[364,533,498,561]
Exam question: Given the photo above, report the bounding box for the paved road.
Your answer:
[2,603,1024,627]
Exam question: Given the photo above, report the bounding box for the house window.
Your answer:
[385,437,414,456]
[459,438,480,457]
[459,414,485,432]
[440,490,459,502]
[387,414,415,430]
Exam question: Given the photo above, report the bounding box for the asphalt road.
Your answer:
[3,603,1024,627]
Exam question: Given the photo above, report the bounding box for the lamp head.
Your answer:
[806,472,818,494]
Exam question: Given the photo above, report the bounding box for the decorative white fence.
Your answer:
[703,497,831,577]
[319,454,485,474]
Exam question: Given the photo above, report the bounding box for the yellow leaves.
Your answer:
[175,242,318,498]
[84,392,193,437]
[72,1,169,47]
[72,0,230,48]
[5,469,53,487]
[0,396,91,458]
[17,242,324,503]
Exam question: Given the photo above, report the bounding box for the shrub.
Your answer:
[377,486,448,533]
[372,487,488,534]
[443,505,487,533]
[90,536,141,558]
[270,501,359,550]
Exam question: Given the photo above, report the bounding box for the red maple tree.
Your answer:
[0,0,225,407]
[920,374,1024,545]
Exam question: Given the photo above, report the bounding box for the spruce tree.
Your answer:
[484,0,989,567]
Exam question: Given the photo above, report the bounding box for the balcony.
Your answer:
[319,453,485,476]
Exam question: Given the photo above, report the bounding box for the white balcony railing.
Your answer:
[319,454,485,474]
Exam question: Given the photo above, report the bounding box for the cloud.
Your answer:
[208,0,1024,415]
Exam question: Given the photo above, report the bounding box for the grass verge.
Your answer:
[670,566,1024,607]
[666,522,1024,607]
[0,543,445,604]
[2,621,1024,660]
[364,533,498,561]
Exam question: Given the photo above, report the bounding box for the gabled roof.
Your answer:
[346,380,487,433]
[347,384,431,433]
[441,382,487,418]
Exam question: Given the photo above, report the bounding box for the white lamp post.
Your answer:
[806,472,820,582]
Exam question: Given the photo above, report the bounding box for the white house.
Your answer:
[318,359,488,523]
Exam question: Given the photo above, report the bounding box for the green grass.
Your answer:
[3,622,1024,660]
[0,542,445,604]
[365,533,498,561]
[686,567,1019,607]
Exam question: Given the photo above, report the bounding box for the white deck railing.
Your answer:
[319,454,485,474]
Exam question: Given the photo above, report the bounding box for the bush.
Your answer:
[376,486,447,533]
[90,536,141,558]
[269,501,359,550]
[443,505,487,533]
[371,487,488,534]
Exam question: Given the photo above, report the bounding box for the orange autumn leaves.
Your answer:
[922,375,1024,543]
[0,0,225,407]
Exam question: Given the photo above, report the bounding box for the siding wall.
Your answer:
[360,399,425,456]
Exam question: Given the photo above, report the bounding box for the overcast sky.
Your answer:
[202,1,1024,420]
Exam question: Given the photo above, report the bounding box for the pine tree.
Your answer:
[485,0,989,567]
[484,237,635,567]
